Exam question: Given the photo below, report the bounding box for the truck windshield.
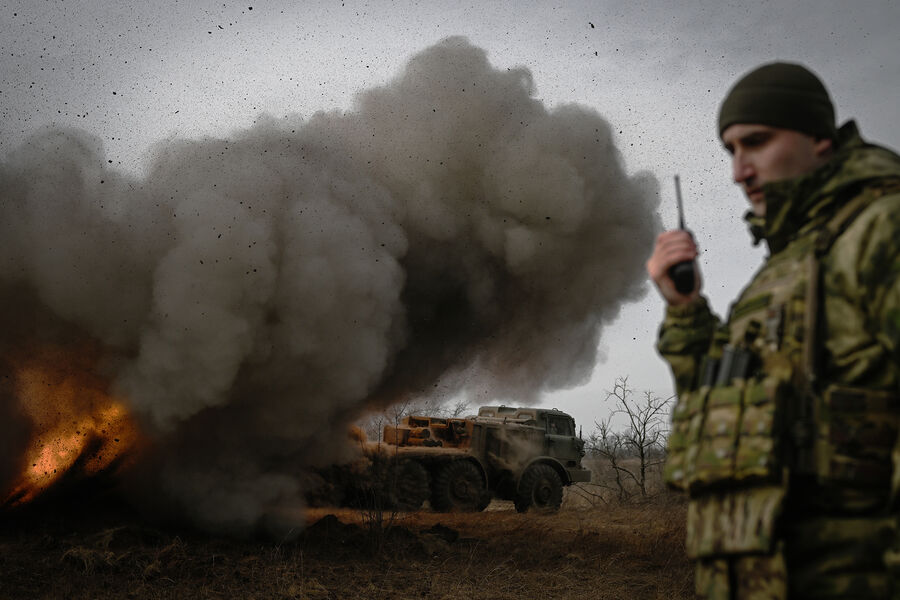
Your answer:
[547,416,574,436]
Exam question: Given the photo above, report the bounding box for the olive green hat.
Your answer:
[718,62,837,140]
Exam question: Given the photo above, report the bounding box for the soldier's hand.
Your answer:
[646,230,702,306]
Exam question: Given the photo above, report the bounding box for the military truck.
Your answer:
[366,406,591,513]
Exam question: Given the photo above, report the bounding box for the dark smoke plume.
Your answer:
[0,37,660,534]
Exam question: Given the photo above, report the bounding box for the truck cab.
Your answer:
[476,406,590,486]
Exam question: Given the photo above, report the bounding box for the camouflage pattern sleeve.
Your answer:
[849,192,900,585]
[831,191,900,380]
[657,296,722,394]
[838,192,900,510]
[862,194,900,368]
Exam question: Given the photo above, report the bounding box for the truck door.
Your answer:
[545,415,578,464]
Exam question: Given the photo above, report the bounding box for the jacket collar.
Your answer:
[744,121,867,253]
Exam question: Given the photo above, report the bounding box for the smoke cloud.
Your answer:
[0,37,660,534]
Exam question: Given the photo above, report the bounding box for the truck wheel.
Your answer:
[431,460,487,512]
[385,459,430,511]
[515,463,563,513]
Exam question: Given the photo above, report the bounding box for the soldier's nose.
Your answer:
[732,155,754,184]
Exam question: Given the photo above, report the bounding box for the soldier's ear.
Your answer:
[813,137,834,158]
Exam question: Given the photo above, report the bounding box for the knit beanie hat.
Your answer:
[718,62,837,140]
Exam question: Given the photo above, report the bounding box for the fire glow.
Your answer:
[2,344,141,507]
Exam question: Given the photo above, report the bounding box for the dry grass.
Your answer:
[0,493,692,600]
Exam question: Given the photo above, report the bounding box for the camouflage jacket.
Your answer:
[659,121,900,514]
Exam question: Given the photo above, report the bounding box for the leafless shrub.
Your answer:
[579,377,673,505]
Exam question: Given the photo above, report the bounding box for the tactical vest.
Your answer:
[664,186,900,558]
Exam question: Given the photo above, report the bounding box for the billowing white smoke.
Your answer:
[0,37,659,534]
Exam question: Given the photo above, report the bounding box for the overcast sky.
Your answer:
[2,0,898,431]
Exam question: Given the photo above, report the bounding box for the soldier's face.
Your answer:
[722,124,833,217]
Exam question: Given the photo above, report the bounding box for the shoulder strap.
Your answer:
[790,179,900,470]
[814,177,900,257]
[806,177,900,386]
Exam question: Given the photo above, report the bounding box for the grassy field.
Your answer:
[0,489,692,600]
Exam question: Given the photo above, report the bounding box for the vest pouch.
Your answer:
[734,376,787,484]
[685,485,785,558]
[688,382,744,492]
[815,385,900,487]
[664,386,710,491]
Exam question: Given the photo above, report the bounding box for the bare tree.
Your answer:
[587,416,628,503]
[360,397,471,442]
[444,398,471,418]
[585,377,673,502]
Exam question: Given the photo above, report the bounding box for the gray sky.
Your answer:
[2,0,898,431]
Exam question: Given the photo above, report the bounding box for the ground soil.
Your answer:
[0,493,692,599]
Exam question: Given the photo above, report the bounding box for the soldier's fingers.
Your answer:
[656,231,699,254]
[659,243,699,264]
[648,243,698,277]
[657,229,696,244]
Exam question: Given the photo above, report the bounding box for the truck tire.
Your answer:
[385,459,430,511]
[514,463,563,513]
[431,460,488,512]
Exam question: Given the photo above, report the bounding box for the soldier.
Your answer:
[647,62,900,598]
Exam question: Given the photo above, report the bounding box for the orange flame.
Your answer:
[3,342,142,507]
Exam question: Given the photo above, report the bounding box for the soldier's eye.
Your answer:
[744,133,771,147]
